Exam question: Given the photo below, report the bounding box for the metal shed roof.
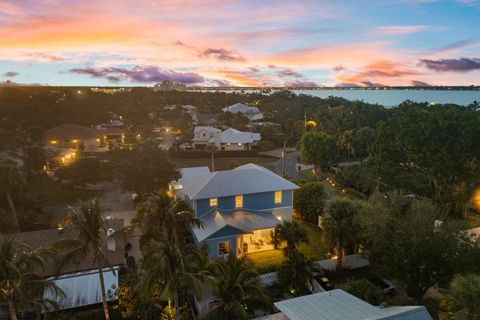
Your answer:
[274,290,432,320]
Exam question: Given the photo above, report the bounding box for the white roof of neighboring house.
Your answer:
[222,103,260,114]
[215,128,261,144]
[178,163,299,200]
[44,267,119,310]
[194,126,221,134]
[274,290,432,320]
[192,209,281,242]
[248,113,264,121]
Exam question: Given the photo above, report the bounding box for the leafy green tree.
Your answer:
[293,182,329,223]
[323,197,362,269]
[0,159,26,232]
[345,279,385,306]
[55,158,107,187]
[300,131,337,177]
[0,236,63,320]
[109,145,179,198]
[56,199,115,320]
[277,252,319,296]
[203,254,271,320]
[351,127,375,158]
[271,220,308,258]
[370,103,480,212]
[361,192,480,303]
[450,273,480,319]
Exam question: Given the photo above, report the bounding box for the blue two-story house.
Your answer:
[172,164,299,258]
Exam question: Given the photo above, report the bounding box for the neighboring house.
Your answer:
[255,289,432,320]
[9,219,127,312]
[222,103,264,121]
[192,127,261,150]
[192,126,222,148]
[196,113,219,125]
[211,128,260,150]
[44,124,125,152]
[172,164,299,258]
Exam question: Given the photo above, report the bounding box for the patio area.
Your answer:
[247,221,328,273]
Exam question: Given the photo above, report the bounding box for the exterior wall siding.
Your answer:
[203,235,238,258]
[195,190,293,217]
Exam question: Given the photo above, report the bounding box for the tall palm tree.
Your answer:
[56,199,114,320]
[0,236,63,320]
[142,240,213,320]
[0,159,26,232]
[202,254,271,320]
[323,197,361,269]
[136,191,203,247]
[271,220,308,258]
[138,191,209,319]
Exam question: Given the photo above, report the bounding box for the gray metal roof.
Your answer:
[180,164,299,200]
[193,209,281,242]
[216,128,261,144]
[274,290,432,320]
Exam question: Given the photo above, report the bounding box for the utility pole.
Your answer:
[282,140,286,176]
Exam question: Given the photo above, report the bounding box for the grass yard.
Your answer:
[171,156,277,171]
[248,220,329,274]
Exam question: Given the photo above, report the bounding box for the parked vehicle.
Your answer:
[311,274,335,293]
[368,278,395,296]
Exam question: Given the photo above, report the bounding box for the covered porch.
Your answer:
[237,227,275,255]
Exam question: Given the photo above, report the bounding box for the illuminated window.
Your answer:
[209,198,218,207]
[218,241,230,255]
[274,191,282,204]
[50,140,58,145]
[235,195,243,208]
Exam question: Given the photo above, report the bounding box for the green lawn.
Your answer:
[248,220,328,274]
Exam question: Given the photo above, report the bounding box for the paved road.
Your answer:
[274,151,300,179]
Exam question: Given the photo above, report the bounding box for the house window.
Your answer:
[235,195,243,208]
[274,191,282,204]
[210,198,218,207]
[218,241,230,255]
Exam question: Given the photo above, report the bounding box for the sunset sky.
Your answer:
[1,0,479,87]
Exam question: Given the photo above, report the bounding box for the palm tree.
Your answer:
[0,236,63,320]
[138,191,210,319]
[202,254,271,320]
[323,197,361,269]
[142,240,213,320]
[271,220,308,258]
[0,159,26,232]
[56,199,114,320]
[136,191,203,247]
[277,252,320,296]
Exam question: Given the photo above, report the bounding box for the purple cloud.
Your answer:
[284,81,318,87]
[335,82,361,87]
[1,80,44,86]
[3,71,19,77]
[69,66,204,84]
[362,81,384,87]
[411,80,431,86]
[420,58,480,72]
[277,68,303,78]
[26,52,64,62]
[202,48,245,62]
[210,79,232,87]
[333,65,345,72]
